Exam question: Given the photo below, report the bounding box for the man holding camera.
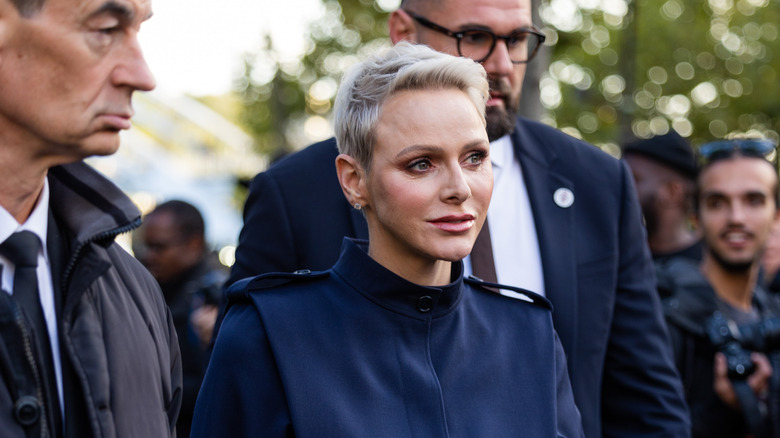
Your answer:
[659,139,780,438]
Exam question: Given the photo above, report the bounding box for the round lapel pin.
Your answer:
[553,188,574,208]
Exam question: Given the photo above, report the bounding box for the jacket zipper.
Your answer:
[13,303,50,438]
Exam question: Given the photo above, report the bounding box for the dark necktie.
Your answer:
[0,231,60,433]
[1,231,46,334]
[471,218,498,283]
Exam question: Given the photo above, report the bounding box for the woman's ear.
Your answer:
[388,9,418,45]
[335,153,367,208]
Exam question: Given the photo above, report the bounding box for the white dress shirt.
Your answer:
[0,180,64,415]
[465,135,546,296]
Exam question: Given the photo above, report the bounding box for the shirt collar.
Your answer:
[0,179,50,258]
[489,134,513,170]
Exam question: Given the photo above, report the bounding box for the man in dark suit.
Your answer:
[228,0,690,436]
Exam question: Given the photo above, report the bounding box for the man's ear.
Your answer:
[660,180,685,206]
[335,153,368,208]
[187,235,206,254]
[388,9,418,45]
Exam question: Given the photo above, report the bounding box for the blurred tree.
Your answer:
[519,0,548,120]
[236,0,779,160]
[236,0,393,158]
[540,0,780,150]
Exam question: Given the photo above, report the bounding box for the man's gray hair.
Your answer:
[334,42,488,172]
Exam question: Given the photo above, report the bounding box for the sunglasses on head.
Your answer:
[697,138,777,166]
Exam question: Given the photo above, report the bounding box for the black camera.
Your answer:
[705,311,780,379]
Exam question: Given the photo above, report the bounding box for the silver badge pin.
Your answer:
[553,188,574,208]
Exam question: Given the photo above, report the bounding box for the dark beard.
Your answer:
[486,106,516,142]
[485,76,519,142]
[708,246,754,274]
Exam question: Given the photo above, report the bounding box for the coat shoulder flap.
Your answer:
[465,275,552,310]
[226,270,330,305]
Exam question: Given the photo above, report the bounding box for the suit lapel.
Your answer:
[511,120,578,359]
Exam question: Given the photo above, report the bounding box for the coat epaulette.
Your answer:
[465,275,552,310]
[227,269,330,305]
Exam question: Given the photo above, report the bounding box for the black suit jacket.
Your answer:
[229,117,690,438]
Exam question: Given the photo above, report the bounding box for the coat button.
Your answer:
[417,296,433,313]
[14,395,41,426]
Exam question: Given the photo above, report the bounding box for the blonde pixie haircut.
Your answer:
[334,42,489,173]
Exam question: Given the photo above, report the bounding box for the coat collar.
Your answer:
[47,161,141,288]
[332,238,465,320]
[47,161,141,248]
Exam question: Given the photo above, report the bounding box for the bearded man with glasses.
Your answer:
[225,0,690,436]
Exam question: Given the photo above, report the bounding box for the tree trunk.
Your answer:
[518,0,547,121]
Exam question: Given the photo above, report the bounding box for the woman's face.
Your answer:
[362,88,492,275]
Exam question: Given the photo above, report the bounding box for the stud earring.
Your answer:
[353,203,362,210]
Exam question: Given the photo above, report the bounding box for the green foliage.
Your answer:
[541,0,780,150]
[237,0,392,158]
[236,0,779,159]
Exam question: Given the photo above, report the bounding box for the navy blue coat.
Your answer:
[195,239,583,437]
[228,117,690,437]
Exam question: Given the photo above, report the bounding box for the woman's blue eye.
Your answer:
[466,151,487,165]
[408,159,432,171]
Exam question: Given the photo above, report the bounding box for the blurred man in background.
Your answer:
[761,223,780,293]
[661,139,780,437]
[623,130,701,264]
[140,200,225,438]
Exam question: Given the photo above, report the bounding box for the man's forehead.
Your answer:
[700,159,777,194]
[701,186,771,199]
[422,0,532,29]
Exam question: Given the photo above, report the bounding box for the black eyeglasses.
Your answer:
[698,138,777,166]
[406,11,546,64]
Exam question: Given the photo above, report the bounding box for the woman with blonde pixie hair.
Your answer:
[192,42,583,437]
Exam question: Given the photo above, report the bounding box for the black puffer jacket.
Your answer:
[0,161,182,437]
[659,257,780,438]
